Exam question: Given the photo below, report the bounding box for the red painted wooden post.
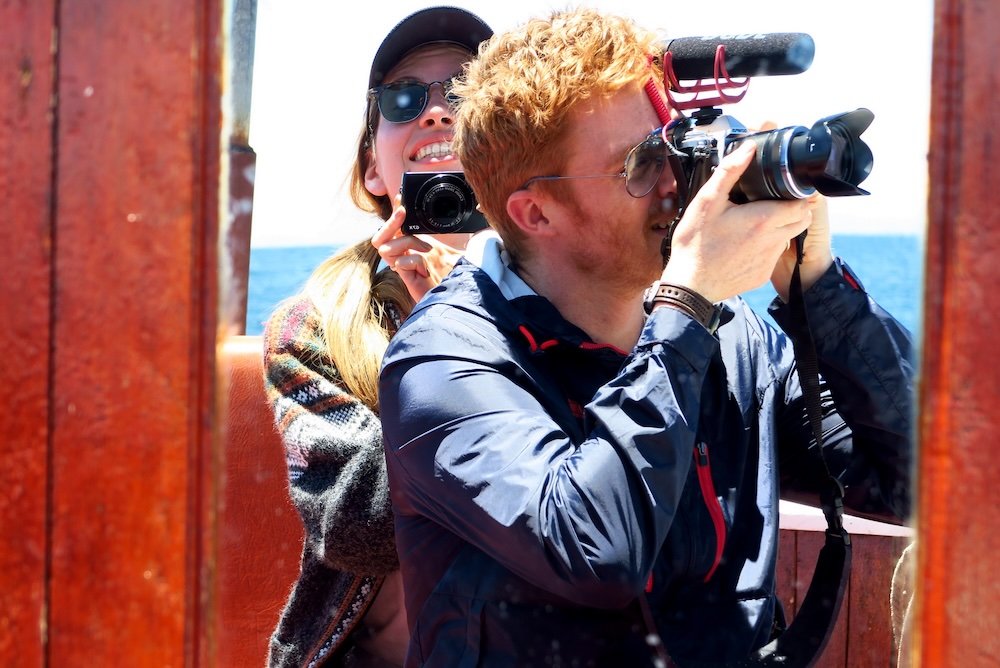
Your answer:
[0,0,227,664]
[916,0,1000,664]
[0,2,56,665]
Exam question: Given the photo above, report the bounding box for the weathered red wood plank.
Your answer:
[776,529,799,619]
[918,0,1000,665]
[845,535,909,667]
[45,0,222,665]
[0,1,56,665]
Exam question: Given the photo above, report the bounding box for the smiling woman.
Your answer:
[255,7,494,667]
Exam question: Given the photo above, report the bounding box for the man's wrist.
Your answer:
[643,281,722,333]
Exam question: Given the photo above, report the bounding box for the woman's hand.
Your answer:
[371,195,468,302]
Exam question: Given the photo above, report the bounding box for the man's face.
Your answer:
[543,84,679,291]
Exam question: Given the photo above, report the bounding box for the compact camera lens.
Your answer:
[418,178,471,233]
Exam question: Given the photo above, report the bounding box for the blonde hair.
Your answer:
[304,239,414,411]
[453,8,662,261]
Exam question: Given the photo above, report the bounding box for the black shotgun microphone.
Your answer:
[663,33,815,79]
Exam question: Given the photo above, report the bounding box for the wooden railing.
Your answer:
[218,334,913,668]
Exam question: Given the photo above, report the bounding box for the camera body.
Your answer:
[400,171,489,235]
[668,107,874,207]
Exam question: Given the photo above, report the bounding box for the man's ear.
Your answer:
[506,189,553,237]
[364,151,389,197]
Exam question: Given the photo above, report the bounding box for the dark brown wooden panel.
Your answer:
[0,1,56,665]
[796,532,847,668]
[845,535,909,667]
[776,529,798,619]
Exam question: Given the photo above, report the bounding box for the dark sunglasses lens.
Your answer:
[625,133,667,197]
[379,83,428,123]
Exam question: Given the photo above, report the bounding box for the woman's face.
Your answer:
[363,43,471,201]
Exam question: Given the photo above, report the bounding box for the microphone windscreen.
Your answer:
[664,33,815,79]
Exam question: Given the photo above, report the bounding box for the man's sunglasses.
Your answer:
[521,123,681,198]
[368,79,459,124]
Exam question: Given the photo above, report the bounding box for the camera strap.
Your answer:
[642,232,851,668]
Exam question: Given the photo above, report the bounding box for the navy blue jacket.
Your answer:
[379,250,913,667]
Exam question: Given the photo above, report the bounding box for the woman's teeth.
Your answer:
[415,142,453,161]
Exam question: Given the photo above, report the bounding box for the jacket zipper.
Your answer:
[694,442,726,582]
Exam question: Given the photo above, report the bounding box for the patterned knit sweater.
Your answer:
[263,294,400,668]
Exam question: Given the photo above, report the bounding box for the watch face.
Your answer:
[642,282,662,315]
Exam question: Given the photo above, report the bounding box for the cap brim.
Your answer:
[369,6,493,89]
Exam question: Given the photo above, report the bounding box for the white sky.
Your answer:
[248,0,933,248]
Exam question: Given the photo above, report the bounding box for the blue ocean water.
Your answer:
[246,234,922,337]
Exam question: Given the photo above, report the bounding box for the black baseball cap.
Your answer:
[368,6,493,89]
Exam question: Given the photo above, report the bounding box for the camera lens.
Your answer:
[823,125,852,182]
[731,127,813,202]
[416,175,474,233]
[730,108,874,202]
[426,187,462,224]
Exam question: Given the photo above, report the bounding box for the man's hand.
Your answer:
[660,142,814,303]
[371,195,467,302]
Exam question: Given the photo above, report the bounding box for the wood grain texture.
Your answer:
[0,1,56,665]
[918,0,1000,665]
[45,0,222,665]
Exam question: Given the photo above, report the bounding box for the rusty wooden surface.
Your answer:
[0,0,224,665]
[916,0,1000,665]
[0,1,56,664]
[796,531,849,668]
[775,529,909,667]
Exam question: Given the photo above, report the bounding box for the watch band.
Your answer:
[643,282,721,333]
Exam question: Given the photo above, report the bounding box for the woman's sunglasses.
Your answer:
[368,79,459,124]
[521,123,681,198]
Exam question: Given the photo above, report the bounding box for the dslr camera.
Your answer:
[400,171,489,235]
[669,106,874,206]
[661,33,873,211]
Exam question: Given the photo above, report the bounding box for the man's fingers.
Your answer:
[693,141,755,206]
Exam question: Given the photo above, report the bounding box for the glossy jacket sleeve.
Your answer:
[770,258,915,522]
